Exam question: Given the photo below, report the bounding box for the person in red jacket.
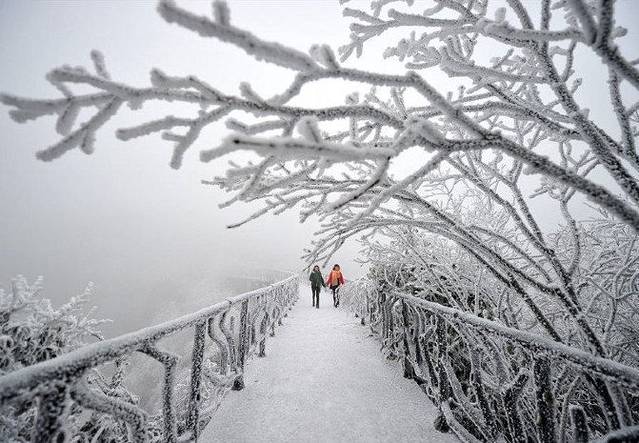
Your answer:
[326,264,345,308]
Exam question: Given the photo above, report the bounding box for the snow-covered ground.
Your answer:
[202,285,457,442]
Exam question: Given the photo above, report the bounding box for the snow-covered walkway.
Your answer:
[201,286,457,442]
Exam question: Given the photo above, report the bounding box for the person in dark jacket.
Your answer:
[309,265,325,308]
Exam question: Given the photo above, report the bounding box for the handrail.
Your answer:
[0,274,299,442]
[341,280,639,443]
[392,291,639,388]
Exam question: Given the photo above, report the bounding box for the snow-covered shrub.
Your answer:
[1,278,176,442]
[0,276,108,375]
[339,277,376,324]
[0,276,114,441]
[562,216,639,367]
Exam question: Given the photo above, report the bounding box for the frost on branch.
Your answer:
[157,0,319,72]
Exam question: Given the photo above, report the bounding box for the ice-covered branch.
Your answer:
[157,0,319,72]
[200,134,396,163]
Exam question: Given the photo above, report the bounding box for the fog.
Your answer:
[0,0,366,336]
[1,0,638,337]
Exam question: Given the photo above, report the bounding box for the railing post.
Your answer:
[435,317,451,402]
[142,344,178,443]
[401,300,415,380]
[468,343,497,438]
[233,299,249,391]
[250,316,257,346]
[502,369,529,443]
[385,294,391,341]
[379,292,387,339]
[187,320,206,441]
[207,316,230,374]
[219,311,237,372]
[534,355,556,443]
[33,381,67,443]
[159,352,178,443]
[270,307,277,337]
[259,312,269,357]
[239,299,249,370]
[365,293,370,325]
[570,405,589,443]
[584,374,621,430]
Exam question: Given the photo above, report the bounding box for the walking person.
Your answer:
[309,265,325,308]
[326,264,345,308]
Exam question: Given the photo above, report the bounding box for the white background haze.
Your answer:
[1,0,638,336]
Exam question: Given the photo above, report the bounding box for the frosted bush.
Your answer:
[0,276,109,375]
[0,276,118,442]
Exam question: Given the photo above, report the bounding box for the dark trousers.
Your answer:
[330,285,340,307]
[311,285,321,308]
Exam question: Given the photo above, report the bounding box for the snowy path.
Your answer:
[201,285,457,443]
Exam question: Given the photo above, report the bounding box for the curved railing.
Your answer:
[0,275,298,442]
[341,279,639,443]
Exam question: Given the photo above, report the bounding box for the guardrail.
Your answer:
[341,279,639,443]
[0,275,298,442]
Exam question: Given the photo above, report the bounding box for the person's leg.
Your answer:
[313,286,320,307]
[316,288,320,308]
[335,286,340,307]
[332,286,337,307]
[311,286,318,307]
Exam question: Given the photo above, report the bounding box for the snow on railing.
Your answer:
[0,275,298,442]
[341,279,639,443]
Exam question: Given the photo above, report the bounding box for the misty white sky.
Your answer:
[1,0,638,333]
[0,0,371,332]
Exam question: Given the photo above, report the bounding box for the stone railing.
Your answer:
[341,279,639,443]
[0,275,298,442]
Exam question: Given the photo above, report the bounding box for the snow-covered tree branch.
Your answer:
[2,0,638,231]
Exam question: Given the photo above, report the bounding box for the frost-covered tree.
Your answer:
[0,277,107,376]
[0,276,117,441]
[2,0,639,441]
